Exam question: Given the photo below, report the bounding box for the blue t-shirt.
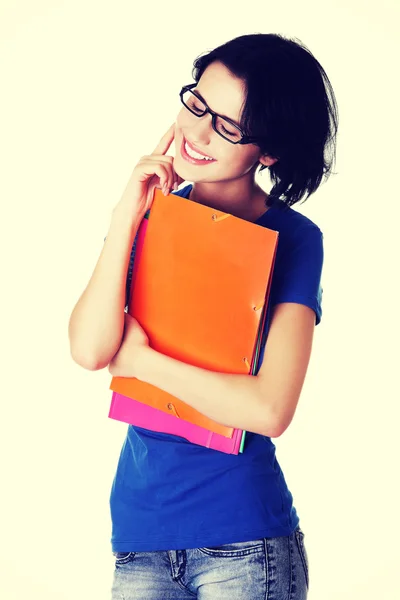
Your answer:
[109,183,324,552]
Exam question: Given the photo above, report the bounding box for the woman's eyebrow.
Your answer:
[194,88,242,128]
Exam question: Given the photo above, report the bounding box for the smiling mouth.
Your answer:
[181,137,216,162]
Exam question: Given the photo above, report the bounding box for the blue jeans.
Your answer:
[111,525,309,599]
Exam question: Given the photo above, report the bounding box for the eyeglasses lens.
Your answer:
[181,89,242,143]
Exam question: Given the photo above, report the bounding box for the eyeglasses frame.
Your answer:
[179,83,259,146]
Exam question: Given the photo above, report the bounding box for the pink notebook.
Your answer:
[109,391,244,455]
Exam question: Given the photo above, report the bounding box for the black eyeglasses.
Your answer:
[179,84,259,145]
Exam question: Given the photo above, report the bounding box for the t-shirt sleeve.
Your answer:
[270,225,324,326]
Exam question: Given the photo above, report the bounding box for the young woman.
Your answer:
[69,33,338,599]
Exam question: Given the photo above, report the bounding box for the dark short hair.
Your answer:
[192,33,339,208]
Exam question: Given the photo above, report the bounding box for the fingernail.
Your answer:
[173,182,178,191]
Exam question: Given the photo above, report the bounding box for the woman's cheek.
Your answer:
[176,108,191,131]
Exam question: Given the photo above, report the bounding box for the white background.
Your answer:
[1,1,399,598]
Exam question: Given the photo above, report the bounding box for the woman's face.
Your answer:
[174,61,272,184]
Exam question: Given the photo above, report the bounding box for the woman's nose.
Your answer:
[188,112,214,144]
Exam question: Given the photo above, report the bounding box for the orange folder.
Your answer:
[110,188,279,437]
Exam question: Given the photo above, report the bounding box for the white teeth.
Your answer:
[184,141,213,161]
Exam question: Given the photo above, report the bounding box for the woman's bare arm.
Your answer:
[68,204,141,371]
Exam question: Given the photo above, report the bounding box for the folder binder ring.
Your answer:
[167,403,180,418]
[243,357,251,371]
[253,303,264,311]
[211,213,231,222]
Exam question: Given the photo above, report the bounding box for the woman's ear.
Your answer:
[259,154,279,168]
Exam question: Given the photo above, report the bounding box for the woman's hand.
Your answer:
[113,122,185,219]
[108,313,151,378]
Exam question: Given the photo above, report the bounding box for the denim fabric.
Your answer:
[111,525,309,599]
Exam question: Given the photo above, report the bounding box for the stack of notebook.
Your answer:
[108,188,279,454]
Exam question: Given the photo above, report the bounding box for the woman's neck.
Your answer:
[188,181,270,223]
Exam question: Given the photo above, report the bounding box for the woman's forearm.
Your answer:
[135,347,276,437]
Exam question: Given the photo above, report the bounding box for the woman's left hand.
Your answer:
[108,313,150,378]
